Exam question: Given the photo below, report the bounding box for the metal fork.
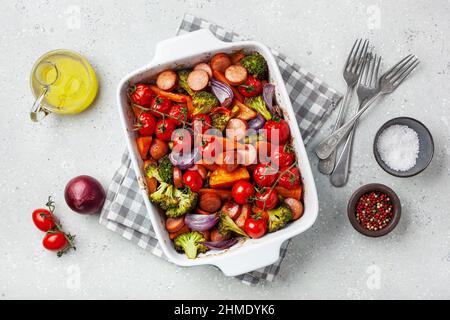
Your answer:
[330,53,381,187]
[315,54,420,160]
[318,39,369,175]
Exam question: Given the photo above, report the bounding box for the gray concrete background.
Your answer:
[1,0,449,299]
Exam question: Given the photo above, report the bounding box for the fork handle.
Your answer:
[315,92,381,160]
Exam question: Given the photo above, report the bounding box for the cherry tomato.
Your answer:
[192,114,212,134]
[254,188,278,210]
[253,163,279,187]
[169,104,189,126]
[137,112,157,136]
[279,167,301,189]
[182,170,203,192]
[271,145,295,168]
[198,135,220,162]
[42,231,68,251]
[238,75,263,98]
[244,217,267,239]
[130,84,154,106]
[155,118,177,141]
[264,119,291,145]
[32,208,56,232]
[231,180,255,205]
[150,95,172,118]
[171,129,193,152]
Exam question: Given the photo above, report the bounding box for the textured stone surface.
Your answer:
[1,0,449,299]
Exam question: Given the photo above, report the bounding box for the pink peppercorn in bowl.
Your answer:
[347,183,401,237]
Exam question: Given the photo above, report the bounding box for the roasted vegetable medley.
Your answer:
[128,51,304,259]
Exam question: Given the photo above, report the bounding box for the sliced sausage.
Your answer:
[210,227,231,242]
[156,70,178,91]
[187,69,209,91]
[169,225,190,240]
[211,53,232,73]
[200,230,210,241]
[194,63,212,78]
[221,201,241,220]
[173,167,183,189]
[224,65,248,86]
[150,138,169,160]
[199,193,222,213]
[165,217,185,233]
[284,198,304,221]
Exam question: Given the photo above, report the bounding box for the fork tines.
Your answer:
[383,54,420,85]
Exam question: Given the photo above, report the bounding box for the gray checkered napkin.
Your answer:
[99,14,341,285]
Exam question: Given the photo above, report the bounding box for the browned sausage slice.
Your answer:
[187,70,209,91]
[156,70,178,91]
[211,53,232,73]
[199,193,222,213]
[165,217,185,233]
[173,167,183,189]
[194,63,213,78]
[284,198,304,221]
[210,227,231,242]
[224,65,248,86]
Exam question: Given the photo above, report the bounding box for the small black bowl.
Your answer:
[347,183,401,237]
[373,117,434,177]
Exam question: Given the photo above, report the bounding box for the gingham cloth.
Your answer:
[99,14,342,285]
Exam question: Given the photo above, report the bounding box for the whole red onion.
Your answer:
[64,175,106,214]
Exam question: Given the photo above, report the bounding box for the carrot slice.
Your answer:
[212,70,244,102]
[149,85,188,103]
[169,225,190,240]
[136,136,152,160]
[275,185,303,201]
[231,50,246,64]
[234,100,257,120]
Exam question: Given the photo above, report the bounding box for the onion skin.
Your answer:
[210,79,234,108]
[184,213,219,232]
[64,175,106,214]
[169,148,200,170]
[262,83,277,115]
[248,114,266,130]
[199,239,238,250]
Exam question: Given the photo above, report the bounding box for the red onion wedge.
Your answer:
[263,83,281,116]
[210,79,234,108]
[169,147,200,170]
[247,114,266,130]
[184,213,219,231]
[199,239,238,250]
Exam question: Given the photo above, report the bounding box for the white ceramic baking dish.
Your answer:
[117,29,318,276]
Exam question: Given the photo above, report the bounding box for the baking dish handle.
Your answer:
[151,29,228,65]
[214,240,284,277]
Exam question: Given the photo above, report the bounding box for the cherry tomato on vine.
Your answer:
[183,170,203,192]
[42,231,68,251]
[253,163,279,187]
[264,119,291,145]
[171,129,193,152]
[150,95,172,118]
[192,114,212,134]
[271,145,295,168]
[129,84,154,106]
[231,180,255,205]
[278,167,301,189]
[169,104,189,126]
[137,112,157,136]
[32,208,56,232]
[155,118,176,141]
[244,217,267,239]
[238,76,263,98]
[254,188,278,210]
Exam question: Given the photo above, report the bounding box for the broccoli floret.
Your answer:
[165,187,198,218]
[240,53,268,80]
[244,95,272,121]
[211,112,231,132]
[145,164,163,182]
[157,155,173,184]
[192,91,219,115]
[267,205,292,233]
[218,212,248,238]
[174,231,209,259]
[177,70,194,96]
[149,182,178,210]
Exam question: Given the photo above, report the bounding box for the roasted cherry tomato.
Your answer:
[279,167,301,189]
[129,84,154,106]
[150,95,172,118]
[171,129,193,152]
[253,163,279,187]
[231,180,255,205]
[183,170,203,192]
[32,209,56,232]
[155,118,177,141]
[198,134,220,161]
[238,75,263,98]
[254,188,278,210]
[42,231,68,251]
[168,104,189,126]
[137,112,157,136]
[192,114,212,134]
[271,145,295,168]
[244,217,267,239]
[264,118,291,145]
